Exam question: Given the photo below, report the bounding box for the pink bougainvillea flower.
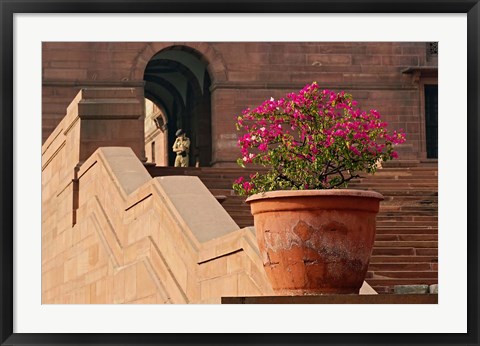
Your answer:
[233,82,406,196]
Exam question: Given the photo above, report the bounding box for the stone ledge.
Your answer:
[394,284,430,294]
[222,294,438,304]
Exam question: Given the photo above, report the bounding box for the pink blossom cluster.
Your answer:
[233,82,406,196]
[233,176,255,195]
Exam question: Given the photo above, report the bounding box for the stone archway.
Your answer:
[142,45,215,167]
[131,42,227,84]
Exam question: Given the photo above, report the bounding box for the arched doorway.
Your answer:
[143,46,212,167]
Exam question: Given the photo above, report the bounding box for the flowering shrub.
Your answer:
[233,82,406,196]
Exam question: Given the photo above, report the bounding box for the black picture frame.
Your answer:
[1,1,479,345]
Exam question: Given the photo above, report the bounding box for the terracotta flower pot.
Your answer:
[246,189,384,295]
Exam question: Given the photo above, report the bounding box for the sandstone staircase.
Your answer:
[146,162,438,294]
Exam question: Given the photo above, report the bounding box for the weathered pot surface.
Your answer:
[246,189,384,295]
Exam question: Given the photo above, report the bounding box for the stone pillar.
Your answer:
[74,87,146,164]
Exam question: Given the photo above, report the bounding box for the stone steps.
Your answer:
[375,240,438,249]
[305,178,433,184]
[147,167,438,182]
[211,190,438,210]
[362,189,437,196]
[365,278,438,293]
[224,215,438,228]
[368,262,437,271]
[380,206,437,213]
[376,220,438,227]
[372,247,438,256]
[384,197,437,202]
[147,162,438,294]
[370,255,438,263]
[377,215,438,221]
[375,234,437,241]
[376,227,438,234]
[368,271,438,279]
[366,278,439,286]
[353,180,437,185]
[413,248,438,256]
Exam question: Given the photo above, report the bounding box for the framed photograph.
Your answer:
[1,1,479,345]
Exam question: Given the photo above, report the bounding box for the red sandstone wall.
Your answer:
[42,42,437,163]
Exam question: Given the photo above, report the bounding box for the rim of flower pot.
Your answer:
[245,188,384,204]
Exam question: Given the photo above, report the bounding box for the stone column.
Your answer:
[75,87,146,164]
